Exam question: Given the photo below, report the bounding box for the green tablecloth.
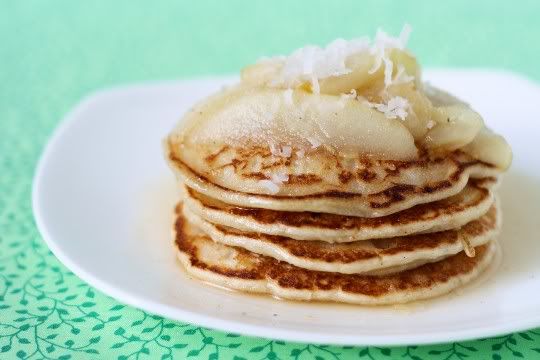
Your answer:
[2,1,539,359]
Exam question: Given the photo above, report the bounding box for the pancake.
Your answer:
[166,142,499,217]
[182,178,496,242]
[167,133,501,197]
[174,211,497,305]
[181,202,499,275]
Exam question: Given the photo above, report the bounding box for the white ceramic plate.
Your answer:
[33,70,540,346]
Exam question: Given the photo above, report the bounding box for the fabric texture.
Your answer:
[1,1,539,358]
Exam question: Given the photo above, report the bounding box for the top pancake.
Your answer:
[167,135,500,198]
[166,141,499,217]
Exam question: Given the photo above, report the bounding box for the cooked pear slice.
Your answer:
[463,128,512,170]
[241,60,283,87]
[424,105,484,151]
[318,53,381,95]
[241,49,420,96]
[181,86,418,161]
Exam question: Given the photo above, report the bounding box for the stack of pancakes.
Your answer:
[164,29,511,305]
[165,139,505,304]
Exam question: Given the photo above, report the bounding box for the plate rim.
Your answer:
[32,69,540,346]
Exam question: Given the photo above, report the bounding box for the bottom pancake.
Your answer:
[174,211,497,305]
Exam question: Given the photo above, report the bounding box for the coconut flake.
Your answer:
[296,149,305,158]
[268,38,369,92]
[263,25,411,93]
[281,145,292,158]
[426,120,436,129]
[392,64,414,85]
[259,180,280,194]
[307,137,322,149]
[270,143,293,158]
[398,24,412,48]
[259,171,289,194]
[366,96,410,120]
[270,172,289,184]
[269,143,279,156]
[283,88,293,105]
[383,56,394,87]
[369,24,412,88]
[310,75,320,94]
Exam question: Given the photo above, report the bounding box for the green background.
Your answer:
[2,1,540,359]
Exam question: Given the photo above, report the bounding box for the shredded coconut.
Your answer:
[270,172,289,184]
[391,64,414,85]
[366,96,410,120]
[296,149,305,158]
[383,56,394,88]
[264,25,411,93]
[269,37,369,92]
[270,143,293,158]
[269,143,279,156]
[259,171,289,194]
[281,145,292,158]
[368,24,411,88]
[283,88,293,105]
[259,180,280,194]
[307,137,322,149]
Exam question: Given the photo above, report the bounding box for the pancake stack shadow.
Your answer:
[166,141,504,305]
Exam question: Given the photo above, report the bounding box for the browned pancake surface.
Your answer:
[187,177,494,232]
[175,210,491,297]
[169,143,495,209]
[206,204,497,264]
